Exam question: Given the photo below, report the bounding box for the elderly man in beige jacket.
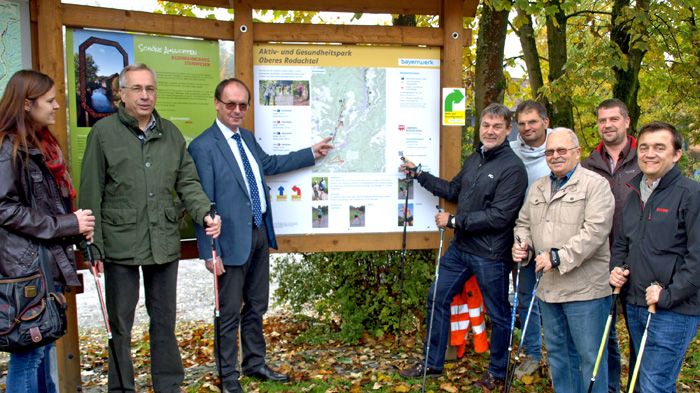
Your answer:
[512,128,615,393]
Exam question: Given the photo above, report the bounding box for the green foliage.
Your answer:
[256,10,318,24]
[155,1,222,19]
[74,54,98,92]
[271,250,436,343]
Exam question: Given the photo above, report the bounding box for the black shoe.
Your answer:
[474,372,504,391]
[244,364,290,382]
[399,362,442,378]
[222,380,244,393]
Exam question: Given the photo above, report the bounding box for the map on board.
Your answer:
[311,67,386,173]
[0,0,21,97]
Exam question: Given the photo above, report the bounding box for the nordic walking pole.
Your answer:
[209,203,224,389]
[506,251,542,393]
[628,284,659,393]
[85,241,126,393]
[422,205,445,393]
[587,265,628,393]
[504,236,524,393]
[396,155,415,348]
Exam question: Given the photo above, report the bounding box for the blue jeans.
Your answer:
[424,245,510,378]
[6,343,56,393]
[626,304,699,393]
[540,296,611,393]
[515,260,542,360]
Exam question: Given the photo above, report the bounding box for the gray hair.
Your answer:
[119,63,157,88]
[548,127,579,147]
[481,103,513,128]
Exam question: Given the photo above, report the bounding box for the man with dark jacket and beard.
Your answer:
[610,121,700,393]
[399,103,528,390]
[582,99,640,393]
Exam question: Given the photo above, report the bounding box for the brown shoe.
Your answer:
[399,362,442,378]
[474,372,504,390]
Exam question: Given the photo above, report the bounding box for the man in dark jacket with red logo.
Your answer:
[582,98,640,393]
[399,103,528,390]
[610,121,700,393]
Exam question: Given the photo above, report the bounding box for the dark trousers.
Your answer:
[424,245,511,378]
[104,260,183,393]
[218,224,270,382]
[608,296,639,393]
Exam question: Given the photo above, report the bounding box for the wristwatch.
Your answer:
[550,248,561,269]
[447,215,456,228]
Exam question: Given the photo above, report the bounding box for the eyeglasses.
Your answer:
[123,85,157,95]
[545,147,579,157]
[219,100,248,111]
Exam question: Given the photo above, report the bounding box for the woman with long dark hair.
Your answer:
[0,70,94,392]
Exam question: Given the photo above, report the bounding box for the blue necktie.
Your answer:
[232,133,263,227]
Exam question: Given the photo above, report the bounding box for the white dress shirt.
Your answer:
[216,118,267,214]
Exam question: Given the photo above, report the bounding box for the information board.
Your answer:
[254,44,441,234]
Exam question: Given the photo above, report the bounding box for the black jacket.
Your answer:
[581,136,640,245]
[611,167,700,315]
[0,137,80,286]
[417,141,528,261]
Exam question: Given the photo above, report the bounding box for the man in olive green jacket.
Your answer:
[80,64,221,393]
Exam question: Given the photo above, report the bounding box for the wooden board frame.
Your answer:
[28,0,477,390]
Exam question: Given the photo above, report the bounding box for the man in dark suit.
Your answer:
[188,78,332,393]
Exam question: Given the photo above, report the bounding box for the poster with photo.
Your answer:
[254,44,441,234]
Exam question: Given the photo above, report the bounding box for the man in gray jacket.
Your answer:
[513,128,614,393]
[508,100,550,378]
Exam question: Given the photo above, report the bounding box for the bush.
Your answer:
[271,250,436,343]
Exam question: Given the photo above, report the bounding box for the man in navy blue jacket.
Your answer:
[188,78,332,393]
[610,121,700,393]
[399,103,528,390]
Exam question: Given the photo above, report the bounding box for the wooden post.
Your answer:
[234,0,254,130]
[36,0,83,390]
[439,0,468,248]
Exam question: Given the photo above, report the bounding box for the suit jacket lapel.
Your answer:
[211,123,249,195]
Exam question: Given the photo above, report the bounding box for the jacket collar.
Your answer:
[593,135,637,164]
[117,104,162,136]
[537,163,583,202]
[478,140,511,161]
[628,165,681,193]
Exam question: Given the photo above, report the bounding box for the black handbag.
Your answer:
[0,246,68,353]
[0,161,69,353]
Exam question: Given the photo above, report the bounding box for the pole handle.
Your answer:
[613,287,621,295]
[85,241,95,265]
[648,281,661,313]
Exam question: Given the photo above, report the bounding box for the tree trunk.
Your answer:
[515,6,552,113]
[546,0,574,129]
[473,1,510,147]
[393,14,417,27]
[611,0,650,133]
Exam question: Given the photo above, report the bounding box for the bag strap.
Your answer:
[23,158,57,293]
